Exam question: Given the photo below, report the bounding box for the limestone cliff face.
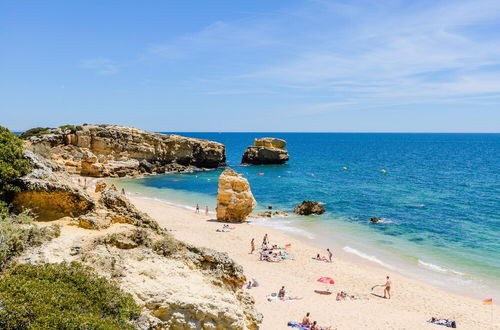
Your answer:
[27,124,226,177]
[241,137,289,165]
[216,168,257,222]
[12,151,95,220]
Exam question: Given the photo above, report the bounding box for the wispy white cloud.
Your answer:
[80,58,120,75]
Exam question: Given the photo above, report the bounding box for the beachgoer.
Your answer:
[250,238,255,254]
[302,312,311,325]
[205,206,209,215]
[278,286,286,299]
[263,234,268,245]
[121,188,125,195]
[252,278,259,287]
[311,321,319,330]
[246,281,252,289]
[384,276,391,299]
[327,248,333,262]
[195,204,200,213]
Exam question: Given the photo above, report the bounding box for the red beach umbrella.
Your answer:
[317,277,335,285]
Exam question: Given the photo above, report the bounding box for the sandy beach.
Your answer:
[127,195,499,330]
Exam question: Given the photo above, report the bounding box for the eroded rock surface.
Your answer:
[12,151,95,220]
[27,124,226,177]
[216,168,257,222]
[241,137,289,165]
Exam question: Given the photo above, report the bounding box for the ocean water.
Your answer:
[114,133,500,300]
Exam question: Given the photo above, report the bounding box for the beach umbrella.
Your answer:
[316,277,335,294]
[317,277,335,284]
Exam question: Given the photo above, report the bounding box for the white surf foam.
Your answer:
[343,246,396,270]
[417,260,466,276]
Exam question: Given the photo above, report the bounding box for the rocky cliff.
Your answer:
[216,168,257,222]
[11,144,261,328]
[241,137,289,165]
[26,124,226,177]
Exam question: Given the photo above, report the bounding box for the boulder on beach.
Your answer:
[241,137,289,165]
[216,168,257,222]
[293,201,325,215]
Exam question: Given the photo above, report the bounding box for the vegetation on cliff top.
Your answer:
[0,126,31,214]
[0,262,141,329]
[19,125,83,139]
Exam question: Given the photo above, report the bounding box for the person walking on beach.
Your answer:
[384,276,391,299]
[250,238,255,254]
[263,234,268,245]
[195,204,200,213]
[327,248,333,262]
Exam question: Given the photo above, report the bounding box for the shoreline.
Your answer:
[118,184,499,302]
[124,192,499,329]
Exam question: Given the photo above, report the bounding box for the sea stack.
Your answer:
[216,168,257,222]
[241,137,289,165]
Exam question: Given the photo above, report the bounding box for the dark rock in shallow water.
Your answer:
[370,217,382,223]
[293,201,325,215]
[241,146,289,165]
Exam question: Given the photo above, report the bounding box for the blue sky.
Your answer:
[1,0,499,132]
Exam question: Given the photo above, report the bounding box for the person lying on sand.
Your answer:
[314,254,329,262]
[428,317,456,328]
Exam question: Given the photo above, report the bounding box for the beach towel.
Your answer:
[287,321,309,329]
[427,319,456,328]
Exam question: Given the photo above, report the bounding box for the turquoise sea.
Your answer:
[114,133,500,300]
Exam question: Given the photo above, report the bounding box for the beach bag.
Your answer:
[450,321,456,328]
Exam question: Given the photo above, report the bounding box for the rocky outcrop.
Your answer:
[370,217,382,223]
[26,124,226,177]
[12,151,95,220]
[294,201,325,215]
[253,210,290,218]
[241,137,289,165]
[216,168,257,222]
[18,223,262,329]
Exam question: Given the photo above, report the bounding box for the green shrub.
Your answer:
[0,262,141,329]
[0,127,31,213]
[152,233,180,257]
[0,211,60,269]
[59,125,83,134]
[18,127,52,139]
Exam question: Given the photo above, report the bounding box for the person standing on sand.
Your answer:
[121,188,125,195]
[384,276,391,299]
[250,238,255,254]
[327,248,333,262]
[278,286,286,299]
[263,234,268,245]
[205,205,209,215]
[195,204,200,213]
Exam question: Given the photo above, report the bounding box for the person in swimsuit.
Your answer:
[278,286,286,299]
[302,312,311,326]
[250,238,255,254]
[205,205,209,215]
[327,248,333,262]
[384,276,391,299]
[195,204,200,213]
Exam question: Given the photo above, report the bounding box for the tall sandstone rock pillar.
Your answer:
[216,168,257,222]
